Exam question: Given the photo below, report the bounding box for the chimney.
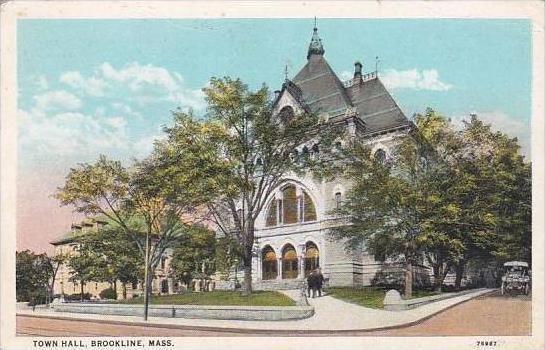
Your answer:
[354,61,363,79]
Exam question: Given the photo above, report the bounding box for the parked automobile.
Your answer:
[500,261,531,296]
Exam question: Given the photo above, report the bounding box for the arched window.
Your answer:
[262,246,278,280]
[265,200,277,227]
[312,144,319,154]
[301,146,310,160]
[282,244,298,279]
[374,149,387,164]
[264,185,317,227]
[282,185,298,224]
[279,106,295,124]
[304,242,320,277]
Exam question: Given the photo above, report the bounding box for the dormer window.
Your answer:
[374,149,387,164]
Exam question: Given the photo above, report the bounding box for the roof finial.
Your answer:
[307,18,325,60]
[284,64,289,81]
[375,56,380,74]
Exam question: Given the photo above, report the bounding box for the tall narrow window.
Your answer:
[303,192,317,222]
[335,192,342,210]
[282,185,298,224]
[266,200,277,227]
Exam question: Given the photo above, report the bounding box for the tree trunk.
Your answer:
[113,280,117,298]
[241,255,253,296]
[454,261,465,291]
[122,283,127,300]
[404,261,413,299]
[80,281,84,301]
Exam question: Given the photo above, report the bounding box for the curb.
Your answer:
[17,289,497,335]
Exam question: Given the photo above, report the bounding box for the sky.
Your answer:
[16,19,532,254]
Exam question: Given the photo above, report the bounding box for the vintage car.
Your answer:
[500,261,531,296]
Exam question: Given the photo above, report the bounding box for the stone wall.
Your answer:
[52,302,314,321]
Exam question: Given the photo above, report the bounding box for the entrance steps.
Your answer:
[254,278,305,291]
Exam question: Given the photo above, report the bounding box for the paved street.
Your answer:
[17,291,531,336]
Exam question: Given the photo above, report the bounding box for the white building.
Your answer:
[240,26,421,290]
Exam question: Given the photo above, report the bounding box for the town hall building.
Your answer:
[243,25,422,290]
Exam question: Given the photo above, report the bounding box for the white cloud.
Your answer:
[33,90,82,111]
[60,71,108,96]
[339,70,353,81]
[18,108,130,158]
[99,62,205,110]
[381,69,452,91]
[451,111,530,157]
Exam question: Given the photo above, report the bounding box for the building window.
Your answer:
[279,106,295,124]
[282,185,298,224]
[266,200,277,227]
[282,244,298,279]
[262,246,278,280]
[374,149,387,164]
[304,242,320,277]
[303,192,317,222]
[161,257,167,269]
[265,185,317,227]
[335,192,342,210]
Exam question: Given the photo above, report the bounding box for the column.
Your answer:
[277,258,283,280]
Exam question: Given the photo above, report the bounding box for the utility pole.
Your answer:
[143,232,150,320]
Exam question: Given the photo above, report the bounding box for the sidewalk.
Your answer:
[17,288,494,332]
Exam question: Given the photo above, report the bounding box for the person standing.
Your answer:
[307,270,316,298]
[316,268,325,297]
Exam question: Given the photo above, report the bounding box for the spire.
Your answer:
[307,18,325,60]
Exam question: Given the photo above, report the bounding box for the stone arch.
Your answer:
[263,181,319,227]
[279,106,295,124]
[261,245,278,280]
[281,244,299,279]
[304,241,320,277]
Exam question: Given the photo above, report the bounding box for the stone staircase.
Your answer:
[254,278,306,291]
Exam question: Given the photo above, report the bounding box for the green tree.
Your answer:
[56,155,201,319]
[74,224,143,299]
[169,225,216,289]
[16,250,53,304]
[153,77,338,294]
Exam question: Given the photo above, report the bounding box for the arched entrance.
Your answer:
[304,242,320,277]
[282,244,298,279]
[262,246,278,280]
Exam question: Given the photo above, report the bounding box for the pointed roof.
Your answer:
[276,25,410,135]
[346,76,410,134]
[293,26,352,116]
[307,26,325,59]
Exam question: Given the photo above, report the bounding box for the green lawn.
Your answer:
[118,290,295,306]
[325,287,386,309]
[325,287,440,309]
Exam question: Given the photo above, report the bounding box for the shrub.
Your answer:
[65,293,92,301]
[99,287,117,300]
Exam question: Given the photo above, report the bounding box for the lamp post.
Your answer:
[234,258,239,290]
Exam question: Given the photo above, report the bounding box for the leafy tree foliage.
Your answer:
[56,155,201,318]
[72,224,143,299]
[332,109,531,295]
[152,77,338,294]
[169,225,217,288]
[16,250,53,303]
